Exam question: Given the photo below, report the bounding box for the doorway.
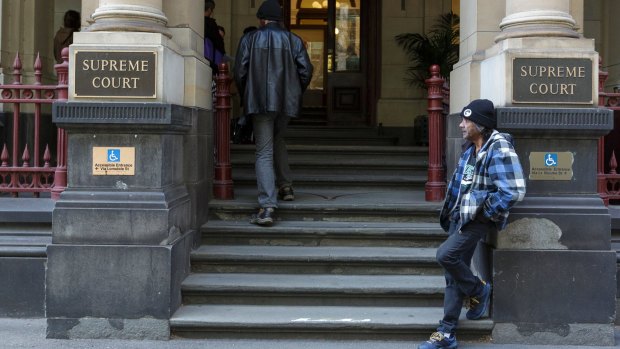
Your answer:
[283,0,378,126]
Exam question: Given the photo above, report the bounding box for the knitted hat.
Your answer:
[460,99,496,129]
[257,0,282,21]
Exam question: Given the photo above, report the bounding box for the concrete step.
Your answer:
[208,188,441,223]
[232,154,427,166]
[284,136,398,146]
[181,273,444,307]
[190,245,441,275]
[231,171,426,188]
[170,304,493,340]
[0,203,52,264]
[202,220,446,248]
[285,126,380,137]
[231,144,428,158]
[231,156,428,176]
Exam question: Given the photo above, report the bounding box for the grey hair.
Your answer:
[473,122,494,140]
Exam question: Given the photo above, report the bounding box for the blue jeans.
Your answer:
[252,112,292,208]
[436,219,492,334]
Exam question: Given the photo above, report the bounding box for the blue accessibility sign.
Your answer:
[544,153,557,167]
[107,149,120,162]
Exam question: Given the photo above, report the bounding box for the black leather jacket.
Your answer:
[234,22,313,117]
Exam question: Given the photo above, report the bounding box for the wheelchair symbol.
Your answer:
[107,149,120,162]
[545,153,557,167]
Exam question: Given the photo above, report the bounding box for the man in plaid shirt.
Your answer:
[419,99,526,349]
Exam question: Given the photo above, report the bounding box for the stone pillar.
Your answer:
[495,0,579,41]
[87,0,172,38]
[46,0,212,340]
[469,0,617,345]
[447,0,504,176]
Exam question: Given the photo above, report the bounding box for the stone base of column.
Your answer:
[487,107,616,345]
[70,32,186,105]
[492,323,615,346]
[87,4,172,38]
[492,249,616,346]
[495,10,579,42]
[48,102,202,339]
[481,37,597,107]
[45,231,194,340]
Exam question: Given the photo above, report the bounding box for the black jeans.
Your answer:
[436,218,492,333]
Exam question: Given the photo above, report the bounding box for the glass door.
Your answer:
[288,0,367,125]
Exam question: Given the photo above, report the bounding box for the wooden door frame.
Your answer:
[365,0,380,126]
[281,0,381,126]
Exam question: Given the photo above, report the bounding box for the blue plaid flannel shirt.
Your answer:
[440,131,526,232]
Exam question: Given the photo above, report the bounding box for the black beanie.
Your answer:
[460,99,496,129]
[257,0,282,21]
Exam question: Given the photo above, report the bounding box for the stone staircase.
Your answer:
[170,126,494,340]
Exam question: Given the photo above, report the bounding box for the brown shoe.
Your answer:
[278,186,294,201]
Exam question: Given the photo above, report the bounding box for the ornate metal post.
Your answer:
[598,57,609,204]
[51,47,69,200]
[213,62,234,199]
[425,65,446,201]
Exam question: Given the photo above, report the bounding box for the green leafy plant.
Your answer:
[395,12,460,88]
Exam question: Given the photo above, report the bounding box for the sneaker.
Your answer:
[249,208,275,226]
[466,280,491,320]
[418,331,458,349]
[278,186,294,201]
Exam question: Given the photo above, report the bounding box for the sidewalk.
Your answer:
[2,319,618,349]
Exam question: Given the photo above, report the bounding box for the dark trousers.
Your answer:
[436,219,492,334]
[252,112,292,208]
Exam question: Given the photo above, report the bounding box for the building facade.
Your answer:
[0,0,618,345]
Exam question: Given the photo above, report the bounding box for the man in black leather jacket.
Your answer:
[234,0,313,226]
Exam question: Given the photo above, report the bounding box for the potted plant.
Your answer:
[395,12,460,89]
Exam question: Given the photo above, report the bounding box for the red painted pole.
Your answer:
[425,65,446,201]
[10,53,22,197]
[213,62,234,200]
[51,47,69,200]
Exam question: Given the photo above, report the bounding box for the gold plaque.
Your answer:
[528,152,574,181]
[92,147,136,176]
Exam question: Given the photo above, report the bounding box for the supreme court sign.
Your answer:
[512,58,593,104]
[74,50,157,98]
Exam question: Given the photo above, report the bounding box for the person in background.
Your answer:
[419,99,526,349]
[53,10,80,64]
[234,0,313,226]
[204,0,225,74]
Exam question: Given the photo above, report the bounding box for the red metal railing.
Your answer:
[213,62,234,199]
[0,48,68,199]
[598,59,620,205]
[425,64,447,201]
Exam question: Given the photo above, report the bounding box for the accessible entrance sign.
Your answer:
[92,147,136,175]
[528,151,574,180]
